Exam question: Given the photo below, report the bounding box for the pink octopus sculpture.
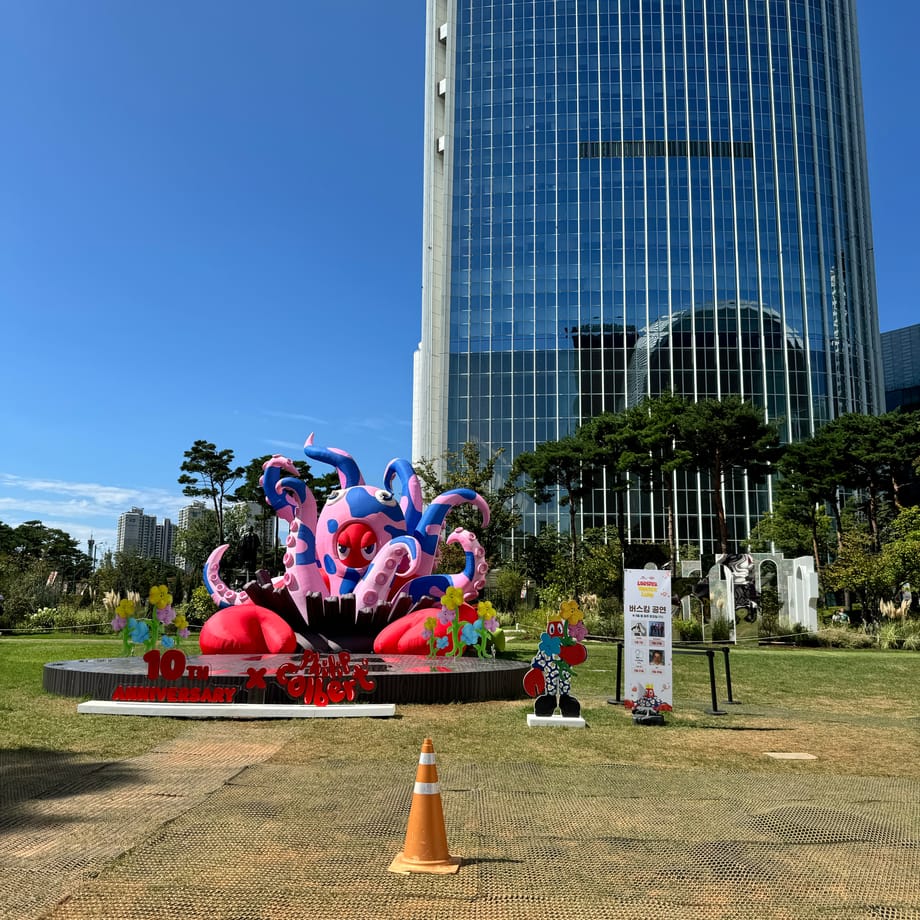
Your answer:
[199,435,490,655]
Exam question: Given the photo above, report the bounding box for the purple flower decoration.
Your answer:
[110,615,127,632]
[568,621,588,642]
[178,628,190,639]
[483,616,499,633]
[156,604,176,625]
[437,607,455,626]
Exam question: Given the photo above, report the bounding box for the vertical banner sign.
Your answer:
[623,569,673,719]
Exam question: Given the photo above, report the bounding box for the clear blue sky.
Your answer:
[0,0,916,555]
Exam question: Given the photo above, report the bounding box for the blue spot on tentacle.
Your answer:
[344,488,405,526]
[414,489,480,554]
[294,522,317,567]
[400,574,453,602]
[339,567,362,594]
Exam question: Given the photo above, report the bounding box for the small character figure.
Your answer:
[625,682,672,724]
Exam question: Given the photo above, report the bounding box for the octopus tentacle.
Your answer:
[384,458,424,535]
[261,456,318,557]
[303,433,364,488]
[280,515,327,618]
[352,535,421,610]
[413,488,490,574]
[204,545,251,608]
[399,528,487,603]
[261,455,311,525]
[445,527,489,598]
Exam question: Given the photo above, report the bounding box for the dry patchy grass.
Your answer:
[3,635,919,778]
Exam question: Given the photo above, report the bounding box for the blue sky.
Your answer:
[0,1,916,555]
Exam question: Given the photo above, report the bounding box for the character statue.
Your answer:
[523,601,588,718]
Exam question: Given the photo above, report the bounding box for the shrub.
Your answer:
[491,568,525,613]
[901,626,920,651]
[676,617,703,642]
[791,624,820,647]
[535,584,568,614]
[814,628,876,649]
[183,586,218,626]
[514,605,551,634]
[758,586,783,638]
[28,607,57,631]
[70,608,109,635]
[52,606,79,631]
[815,627,849,648]
[583,597,623,638]
[710,616,732,642]
[878,623,901,650]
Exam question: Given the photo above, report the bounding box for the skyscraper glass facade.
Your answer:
[413,0,882,552]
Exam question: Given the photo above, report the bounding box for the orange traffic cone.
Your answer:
[388,737,461,874]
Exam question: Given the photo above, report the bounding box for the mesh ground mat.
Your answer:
[2,720,919,920]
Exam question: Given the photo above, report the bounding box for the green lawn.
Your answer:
[2,634,919,776]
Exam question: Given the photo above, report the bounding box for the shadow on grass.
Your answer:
[0,747,139,832]
[699,725,793,731]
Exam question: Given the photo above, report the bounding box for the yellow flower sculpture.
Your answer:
[116,598,135,618]
[173,613,188,631]
[477,600,496,621]
[148,585,173,609]
[442,586,464,611]
[560,599,583,625]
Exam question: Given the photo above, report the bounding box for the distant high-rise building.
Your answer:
[116,507,158,557]
[175,501,209,573]
[155,518,174,565]
[881,324,920,412]
[115,507,175,564]
[413,0,883,552]
[177,501,209,532]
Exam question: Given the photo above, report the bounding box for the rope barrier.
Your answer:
[2,622,111,634]
[1,622,200,635]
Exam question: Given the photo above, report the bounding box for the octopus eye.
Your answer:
[374,489,397,506]
[361,543,377,561]
[336,542,350,560]
[326,489,344,504]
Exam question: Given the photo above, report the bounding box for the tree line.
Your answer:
[1,407,917,632]
[0,440,335,631]
[423,397,920,621]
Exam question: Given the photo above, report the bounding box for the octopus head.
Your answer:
[318,485,408,578]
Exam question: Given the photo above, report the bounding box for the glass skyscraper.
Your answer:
[413,0,882,552]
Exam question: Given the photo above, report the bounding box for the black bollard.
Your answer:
[705,649,727,715]
[721,646,740,704]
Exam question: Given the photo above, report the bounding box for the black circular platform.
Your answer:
[43,652,530,706]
